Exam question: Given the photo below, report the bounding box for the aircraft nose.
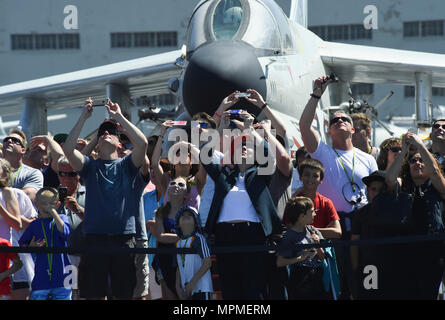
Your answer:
[182,40,267,117]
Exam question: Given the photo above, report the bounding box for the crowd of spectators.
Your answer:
[0,76,444,301]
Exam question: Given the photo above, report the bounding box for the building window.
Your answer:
[350,24,372,40]
[404,20,445,37]
[403,21,420,37]
[35,34,57,49]
[327,25,349,41]
[134,32,155,47]
[58,34,80,49]
[111,31,178,48]
[157,31,177,47]
[309,24,372,41]
[404,86,445,97]
[11,34,34,50]
[351,83,374,96]
[421,20,444,36]
[111,33,132,48]
[309,26,327,40]
[404,86,415,97]
[433,87,445,97]
[11,33,80,50]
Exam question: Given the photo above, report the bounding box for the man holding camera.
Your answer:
[63,97,148,300]
[299,75,378,299]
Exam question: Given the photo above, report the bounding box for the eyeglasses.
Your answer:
[433,123,445,130]
[169,181,186,188]
[3,136,24,148]
[329,116,352,126]
[389,147,402,153]
[58,171,78,177]
[408,157,423,165]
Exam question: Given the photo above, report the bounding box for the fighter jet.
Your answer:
[1,0,445,154]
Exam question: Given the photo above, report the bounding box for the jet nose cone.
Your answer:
[182,40,267,117]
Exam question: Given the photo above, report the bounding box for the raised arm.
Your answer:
[408,133,445,197]
[63,98,93,172]
[256,120,292,177]
[105,99,147,168]
[0,187,21,231]
[300,76,332,153]
[386,134,409,193]
[151,121,174,194]
[30,135,65,174]
[246,89,287,138]
[212,91,239,126]
[81,135,98,158]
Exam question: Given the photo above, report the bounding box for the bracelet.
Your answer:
[214,112,222,119]
[261,103,268,110]
[310,93,321,99]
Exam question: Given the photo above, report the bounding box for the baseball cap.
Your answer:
[362,170,386,187]
[98,120,119,137]
[53,133,68,144]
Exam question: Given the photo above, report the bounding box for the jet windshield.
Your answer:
[186,0,296,54]
[212,0,243,40]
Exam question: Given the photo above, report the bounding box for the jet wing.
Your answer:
[319,41,445,87]
[0,49,183,115]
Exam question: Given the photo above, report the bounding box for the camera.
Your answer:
[235,92,251,98]
[58,187,68,204]
[323,72,339,83]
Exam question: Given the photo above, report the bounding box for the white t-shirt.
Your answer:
[198,150,224,227]
[291,168,303,196]
[311,141,378,213]
[10,188,38,284]
[217,173,261,223]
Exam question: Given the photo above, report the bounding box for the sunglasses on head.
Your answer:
[329,116,352,126]
[389,146,402,153]
[3,136,24,148]
[169,181,186,188]
[408,157,423,165]
[433,123,445,130]
[58,171,78,177]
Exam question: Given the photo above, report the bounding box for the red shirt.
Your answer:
[283,192,340,228]
[0,238,17,296]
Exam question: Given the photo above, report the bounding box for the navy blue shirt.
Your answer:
[80,154,140,235]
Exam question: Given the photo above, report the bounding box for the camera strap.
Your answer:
[333,147,356,192]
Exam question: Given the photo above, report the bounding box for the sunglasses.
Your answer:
[169,181,186,188]
[408,157,424,165]
[98,124,118,138]
[329,116,352,126]
[433,123,445,130]
[3,136,24,148]
[58,171,78,177]
[389,147,402,153]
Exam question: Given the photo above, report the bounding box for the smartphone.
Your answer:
[92,100,107,107]
[235,92,251,98]
[58,187,68,203]
[172,121,187,126]
[408,127,418,134]
[191,122,208,129]
[229,109,244,115]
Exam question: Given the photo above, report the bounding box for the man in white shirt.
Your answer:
[299,75,378,300]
